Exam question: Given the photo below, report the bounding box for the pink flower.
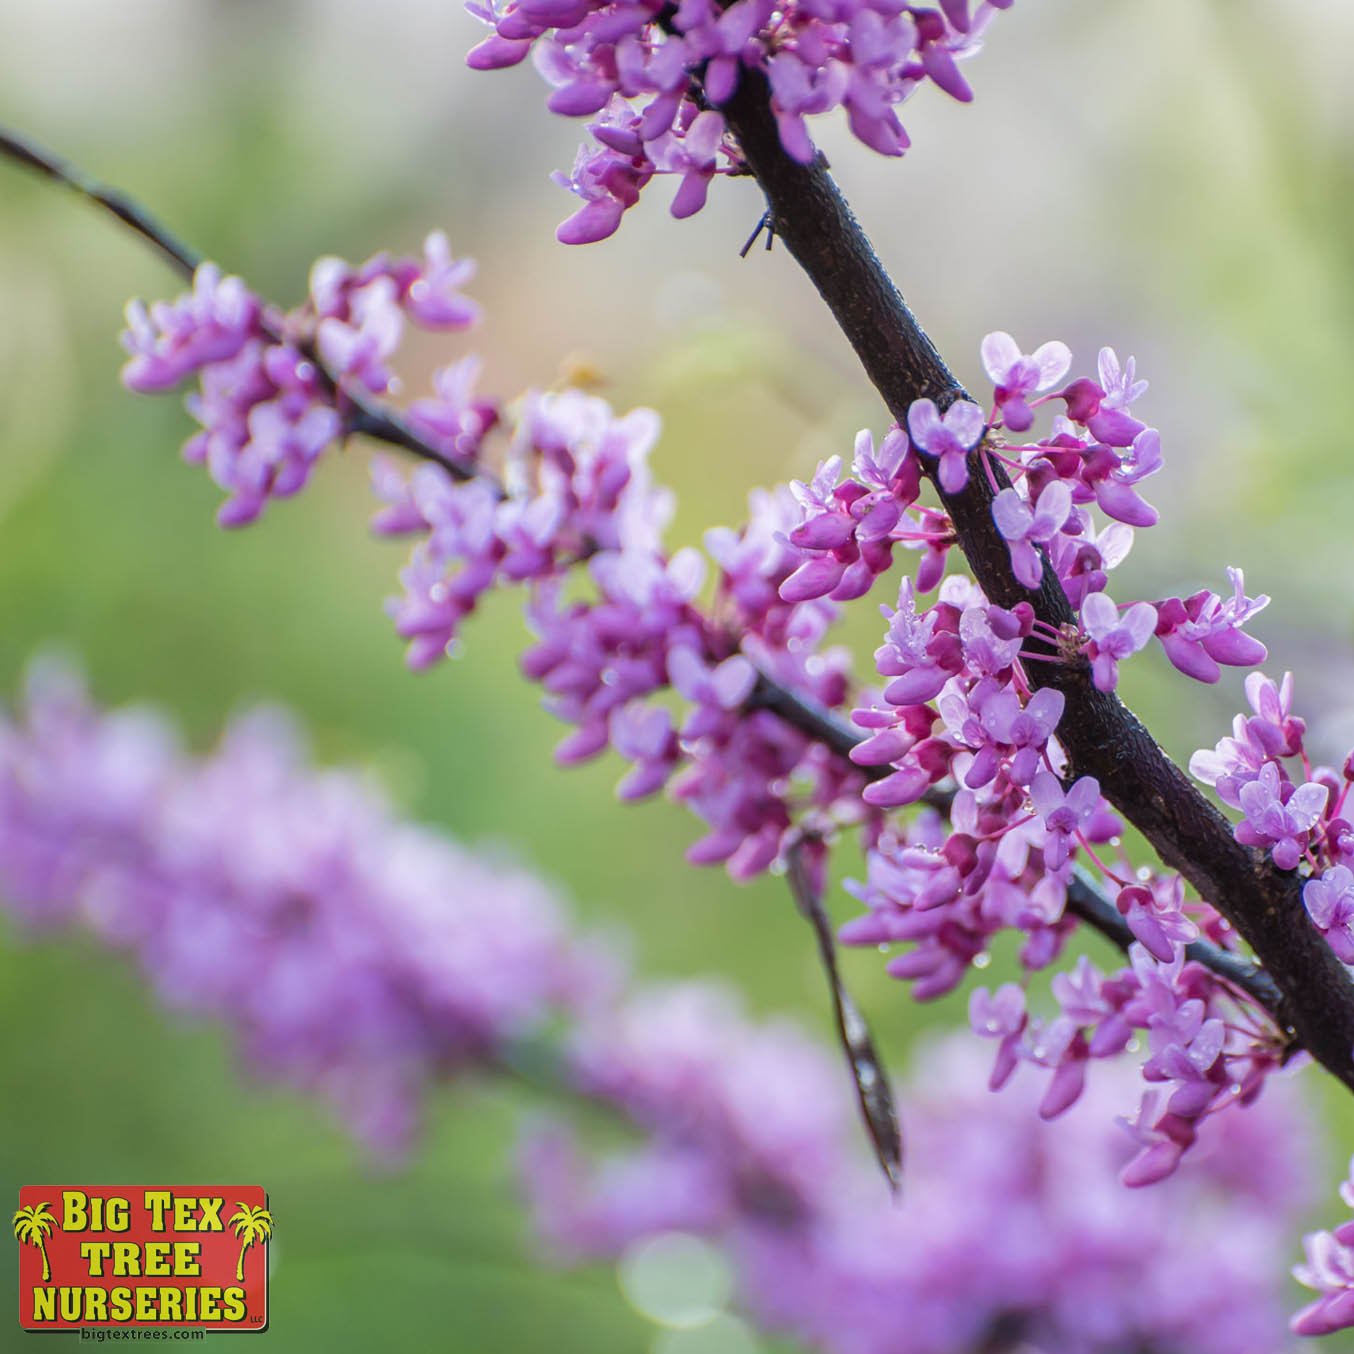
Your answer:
[1155,567,1269,684]
[1235,763,1327,871]
[1080,593,1157,693]
[980,330,1071,432]
[969,982,1026,1089]
[906,398,984,494]
[992,479,1071,589]
[120,265,261,393]
[1304,866,1354,963]
[1030,771,1101,870]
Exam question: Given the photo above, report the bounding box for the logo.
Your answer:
[14,1187,270,1332]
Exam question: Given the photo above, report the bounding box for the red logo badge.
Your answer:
[14,1186,270,1331]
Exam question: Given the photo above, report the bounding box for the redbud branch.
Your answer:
[0,121,1303,1066]
[718,73,1354,1090]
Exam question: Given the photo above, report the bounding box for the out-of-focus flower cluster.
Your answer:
[0,661,607,1157]
[0,665,1320,1349]
[465,0,1013,242]
[526,1007,1316,1354]
[1295,1158,1354,1337]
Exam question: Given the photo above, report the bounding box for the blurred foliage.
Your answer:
[1,0,1352,1349]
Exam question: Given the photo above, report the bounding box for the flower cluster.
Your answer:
[376,391,865,878]
[742,330,1301,1189]
[122,251,873,883]
[781,334,1268,695]
[0,662,607,1157]
[1191,671,1332,870]
[526,1007,1314,1354]
[972,943,1286,1186]
[1192,672,1354,965]
[120,262,1302,1181]
[120,235,481,525]
[466,0,1013,242]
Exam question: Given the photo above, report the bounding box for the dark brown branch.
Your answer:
[0,120,1301,1059]
[720,72,1354,1091]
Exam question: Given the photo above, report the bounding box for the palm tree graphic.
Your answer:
[13,1203,58,1283]
[229,1202,272,1283]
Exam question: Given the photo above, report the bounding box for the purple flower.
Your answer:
[1048,518,1133,608]
[1116,877,1197,963]
[609,702,678,801]
[1030,771,1101,870]
[766,51,849,164]
[980,330,1071,432]
[979,684,1065,785]
[121,265,261,393]
[1304,866,1354,964]
[1294,1161,1354,1336]
[992,478,1071,589]
[1235,763,1327,871]
[650,111,727,218]
[552,136,653,245]
[403,232,481,330]
[1241,670,1305,759]
[969,982,1026,1089]
[316,278,405,394]
[874,578,958,705]
[1080,592,1157,693]
[1086,346,1148,445]
[1293,1230,1354,1336]
[1119,1089,1194,1188]
[1156,568,1269,684]
[906,397,985,494]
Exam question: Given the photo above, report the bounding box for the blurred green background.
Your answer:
[1,0,1352,1349]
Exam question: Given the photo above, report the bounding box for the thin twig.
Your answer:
[786,834,903,1191]
[0,126,201,280]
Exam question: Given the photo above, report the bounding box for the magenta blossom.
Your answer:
[981,330,1071,432]
[1294,1160,1354,1336]
[969,982,1026,1089]
[1080,592,1157,693]
[1030,771,1101,870]
[992,478,1072,589]
[1303,866,1354,964]
[1116,877,1198,963]
[906,397,985,493]
[1155,567,1269,684]
[1235,762,1327,871]
[121,264,261,393]
[1087,346,1149,445]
